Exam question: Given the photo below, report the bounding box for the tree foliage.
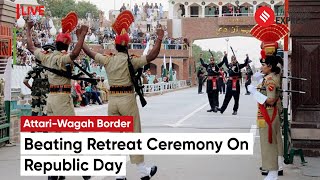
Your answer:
[193,44,224,71]
[38,0,99,19]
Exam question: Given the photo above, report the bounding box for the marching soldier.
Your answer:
[26,15,91,180]
[81,10,163,180]
[245,61,253,95]
[217,54,249,115]
[200,53,226,112]
[197,65,205,94]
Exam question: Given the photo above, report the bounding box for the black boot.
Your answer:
[232,111,237,115]
[213,107,218,113]
[83,176,91,180]
[141,166,157,180]
[48,177,58,180]
[207,109,213,112]
[58,176,65,180]
[216,108,223,114]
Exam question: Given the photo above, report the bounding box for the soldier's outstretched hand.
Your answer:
[80,25,89,36]
[27,20,35,30]
[75,28,81,38]
[156,25,164,40]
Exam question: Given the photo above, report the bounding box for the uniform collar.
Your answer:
[264,73,274,80]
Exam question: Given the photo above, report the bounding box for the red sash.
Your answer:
[258,104,278,144]
[208,76,217,90]
[230,77,238,91]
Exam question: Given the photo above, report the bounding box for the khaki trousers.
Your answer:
[108,93,144,164]
[46,93,75,116]
[259,109,283,171]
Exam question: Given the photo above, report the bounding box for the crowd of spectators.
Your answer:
[71,72,109,108]
[120,2,165,21]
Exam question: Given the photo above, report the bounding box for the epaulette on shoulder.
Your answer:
[102,53,114,57]
[266,76,273,81]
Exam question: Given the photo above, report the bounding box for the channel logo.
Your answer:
[254,7,275,27]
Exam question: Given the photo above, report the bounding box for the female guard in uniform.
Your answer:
[257,55,283,180]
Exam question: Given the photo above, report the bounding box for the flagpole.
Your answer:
[283,0,290,164]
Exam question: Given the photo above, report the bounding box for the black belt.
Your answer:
[50,85,71,93]
[110,86,134,94]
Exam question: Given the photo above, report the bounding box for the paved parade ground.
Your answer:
[0,87,319,180]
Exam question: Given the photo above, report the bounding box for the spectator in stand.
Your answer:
[134,3,139,16]
[144,2,149,20]
[146,16,152,32]
[153,8,158,21]
[120,3,126,12]
[159,3,164,19]
[147,5,152,17]
[85,83,102,105]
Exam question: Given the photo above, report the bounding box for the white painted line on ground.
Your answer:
[167,102,209,128]
[250,125,257,144]
[167,94,225,127]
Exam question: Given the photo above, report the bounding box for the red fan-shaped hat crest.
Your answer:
[61,12,78,33]
[112,10,134,35]
[250,24,289,42]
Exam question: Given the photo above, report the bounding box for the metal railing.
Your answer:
[102,43,188,50]
[143,80,187,94]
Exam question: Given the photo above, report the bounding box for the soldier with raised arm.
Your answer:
[26,14,91,180]
[81,10,164,180]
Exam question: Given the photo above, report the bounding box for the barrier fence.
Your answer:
[143,80,188,94]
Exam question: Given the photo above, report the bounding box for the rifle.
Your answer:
[126,51,147,107]
[208,49,214,57]
[230,46,236,57]
[41,44,97,84]
[36,60,98,85]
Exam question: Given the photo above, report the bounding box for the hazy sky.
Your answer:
[194,37,262,67]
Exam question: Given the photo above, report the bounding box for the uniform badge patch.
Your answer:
[268,85,275,91]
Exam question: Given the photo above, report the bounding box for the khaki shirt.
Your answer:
[34,49,72,85]
[263,73,280,100]
[94,52,147,86]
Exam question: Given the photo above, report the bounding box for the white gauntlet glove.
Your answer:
[247,85,268,104]
[253,72,264,83]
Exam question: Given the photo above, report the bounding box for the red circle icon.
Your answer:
[254,7,275,27]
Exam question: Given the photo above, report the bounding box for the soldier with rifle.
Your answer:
[26,12,92,180]
[81,10,163,180]
[199,50,227,112]
[217,49,250,115]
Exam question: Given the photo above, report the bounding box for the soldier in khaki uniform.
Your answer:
[81,10,164,180]
[97,76,108,102]
[26,20,91,180]
[256,47,283,180]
